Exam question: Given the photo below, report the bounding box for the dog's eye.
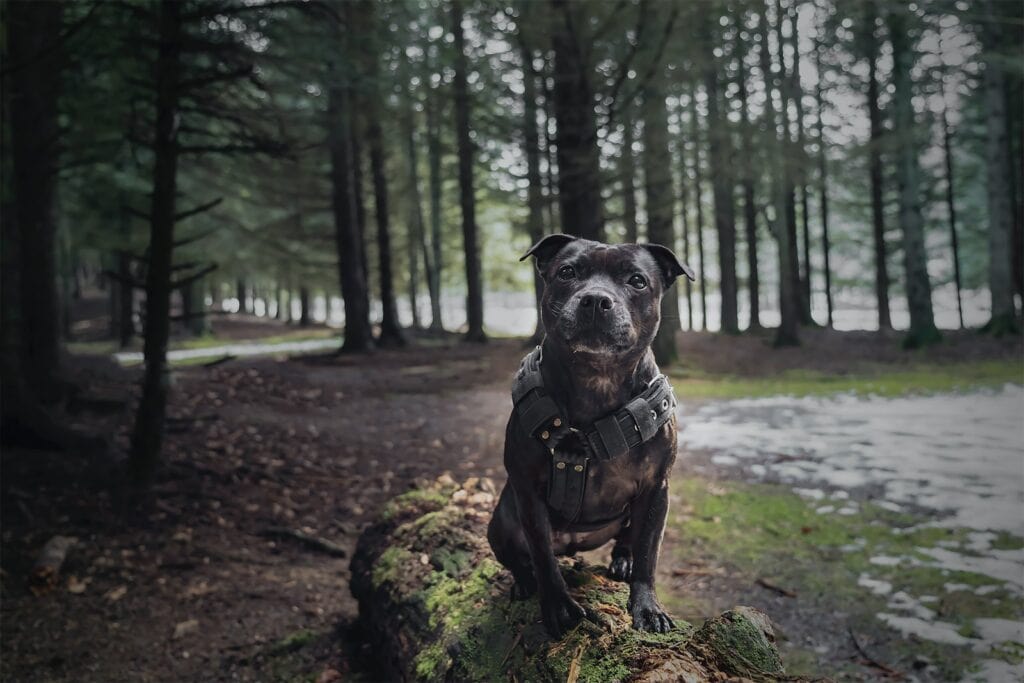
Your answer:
[557,265,576,280]
[628,274,648,290]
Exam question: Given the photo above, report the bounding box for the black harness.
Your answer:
[511,346,677,523]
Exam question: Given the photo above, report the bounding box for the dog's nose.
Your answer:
[579,294,614,311]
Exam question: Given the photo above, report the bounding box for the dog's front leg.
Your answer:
[626,480,675,632]
[511,481,585,638]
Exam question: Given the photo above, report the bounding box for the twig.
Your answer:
[756,577,798,598]
[260,527,347,558]
[500,630,522,666]
[848,626,905,679]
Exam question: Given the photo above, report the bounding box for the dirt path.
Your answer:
[2,328,1020,682]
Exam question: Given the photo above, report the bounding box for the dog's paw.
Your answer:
[629,589,675,633]
[541,592,586,639]
[608,555,632,582]
[510,578,536,601]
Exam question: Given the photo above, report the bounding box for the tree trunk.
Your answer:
[183,279,209,337]
[425,75,445,332]
[760,0,799,346]
[889,8,940,348]
[642,76,681,365]
[519,29,547,345]
[864,2,892,330]
[703,23,739,335]
[368,116,406,346]
[941,101,964,330]
[236,278,249,314]
[814,39,834,329]
[401,53,426,332]
[118,250,135,347]
[736,17,761,332]
[550,0,604,241]
[129,0,183,486]
[328,73,374,352]
[621,115,640,243]
[674,99,694,331]
[451,0,486,343]
[350,478,787,683]
[688,91,709,332]
[789,6,814,325]
[298,286,311,327]
[773,0,804,333]
[981,6,1019,334]
[7,0,63,397]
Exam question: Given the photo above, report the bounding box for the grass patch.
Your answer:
[669,476,1024,678]
[667,359,1023,400]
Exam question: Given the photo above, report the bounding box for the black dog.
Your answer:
[487,234,694,638]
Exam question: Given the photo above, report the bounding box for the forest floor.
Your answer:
[1,309,1022,682]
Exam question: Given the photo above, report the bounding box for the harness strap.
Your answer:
[511,346,677,523]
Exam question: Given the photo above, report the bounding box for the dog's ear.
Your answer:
[520,234,577,269]
[641,243,696,287]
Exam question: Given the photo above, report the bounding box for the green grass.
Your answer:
[668,476,1024,679]
[667,359,1023,400]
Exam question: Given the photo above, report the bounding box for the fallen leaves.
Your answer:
[104,585,128,602]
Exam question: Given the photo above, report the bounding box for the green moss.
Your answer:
[372,547,419,590]
[269,629,319,655]
[666,359,1022,399]
[380,487,452,522]
[695,610,784,677]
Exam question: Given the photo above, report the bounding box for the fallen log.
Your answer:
[351,476,790,682]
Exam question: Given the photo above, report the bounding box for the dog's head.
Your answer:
[522,234,694,361]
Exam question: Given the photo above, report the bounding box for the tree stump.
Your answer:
[350,476,789,682]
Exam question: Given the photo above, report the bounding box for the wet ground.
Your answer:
[669,387,1024,682]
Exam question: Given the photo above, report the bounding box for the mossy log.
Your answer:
[350,476,789,682]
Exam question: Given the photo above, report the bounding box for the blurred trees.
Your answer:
[2,0,1021,478]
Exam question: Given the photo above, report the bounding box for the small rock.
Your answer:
[419,553,429,565]
[67,575,88,594]
[104,585,128,602]
[173,618,199,640]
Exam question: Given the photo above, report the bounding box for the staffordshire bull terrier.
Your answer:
[487,233,694,638]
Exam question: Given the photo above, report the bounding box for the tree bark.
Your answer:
[688,91,709,332]
[451,0,486,343]
[736,14,761,332]
[129,0,183,486]
[703,20,739,335]
[760,0,799,346]
[550,0,604,241]
[328,71,374,352]
[7,0,63,396]
[981,5,1019,334]
[864,1,892,330]
[642,75,681,365]
[888,7,940,348]
[350,478,787,683]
